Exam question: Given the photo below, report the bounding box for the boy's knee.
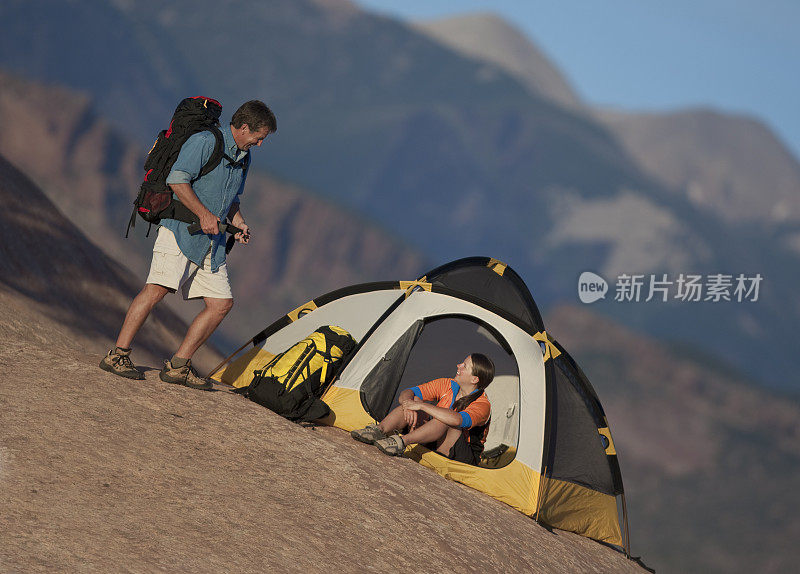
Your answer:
[426,418,449,431]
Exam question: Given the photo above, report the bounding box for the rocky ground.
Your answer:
[0,331,645,573]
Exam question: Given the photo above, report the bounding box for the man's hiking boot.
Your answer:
[99,348,144,380]
[159,359,214,391]
[375,434,406,457]
[351,424,387,445]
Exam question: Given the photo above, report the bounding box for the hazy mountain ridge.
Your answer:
[0,69,427,349]
[418,13,800,218]
[0,0,197,144]
[414,12,583,110]
[0,70,146,271]
[416,13,800,228]
[597,108,800,228]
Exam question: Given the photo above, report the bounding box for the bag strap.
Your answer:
[319,357,330,388]
[125,208,137,238]
[237,352,283,396]
[197,127,250,176]
[286,342,317,392]
[197,127,226,179]
[222,152,249,169]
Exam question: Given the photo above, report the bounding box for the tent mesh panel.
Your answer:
[548,357,616,496]
[361,320,424,420]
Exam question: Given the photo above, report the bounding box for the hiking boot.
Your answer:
[99,348,144,380]
[159,359,214,391]
[375,434,406,457]
[351,424,388,445]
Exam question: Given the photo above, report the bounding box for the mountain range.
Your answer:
[1,0,796,391]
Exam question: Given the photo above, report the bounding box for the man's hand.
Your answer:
[169,183,218,235]
[234,222,250,244]
[200,210,220,235]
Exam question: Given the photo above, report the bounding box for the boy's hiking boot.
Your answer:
[351,424,387,445]
[375,434,406,457]
[99,348,144,380]
[159,359,214,391]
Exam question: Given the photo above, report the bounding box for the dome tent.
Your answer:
[211,257,629,551]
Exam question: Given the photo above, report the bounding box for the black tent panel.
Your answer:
[550,340,625,496]
[549,357,616,496]
[422,257,544,331]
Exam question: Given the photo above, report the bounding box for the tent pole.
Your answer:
[534,465,548,521]
[621,492,631,558]
[207,339,253,380]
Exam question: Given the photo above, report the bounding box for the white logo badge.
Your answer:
[578,271,608,304]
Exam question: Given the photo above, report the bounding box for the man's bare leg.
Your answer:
[116,283,170,349]
[173,297,234,361]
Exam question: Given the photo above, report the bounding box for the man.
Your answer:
[100,100,276,390]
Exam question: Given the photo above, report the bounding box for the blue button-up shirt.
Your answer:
[163,124,250,271]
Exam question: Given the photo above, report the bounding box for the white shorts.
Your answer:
[146,226,233,300]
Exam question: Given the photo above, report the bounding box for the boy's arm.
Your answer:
[404,401,462,428]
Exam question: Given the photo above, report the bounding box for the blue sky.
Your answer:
[356,1,800,161]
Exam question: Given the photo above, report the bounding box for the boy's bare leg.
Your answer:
[433,426,462,456]
[401,418,451,446]
[378,405,406,434]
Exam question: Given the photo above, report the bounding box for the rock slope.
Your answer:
[0,343,647,573]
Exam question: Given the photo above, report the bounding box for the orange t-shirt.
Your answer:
[410,378,491,444]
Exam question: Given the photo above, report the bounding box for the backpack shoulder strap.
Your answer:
[197,126,226,179]
[196,127,251,176]
[222,151,250,170]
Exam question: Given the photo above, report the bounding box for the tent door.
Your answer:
[360,319,424,420]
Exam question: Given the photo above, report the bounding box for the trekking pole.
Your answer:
[187,221,246,255]
[207,339,254,382]
[186,221,243,236]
